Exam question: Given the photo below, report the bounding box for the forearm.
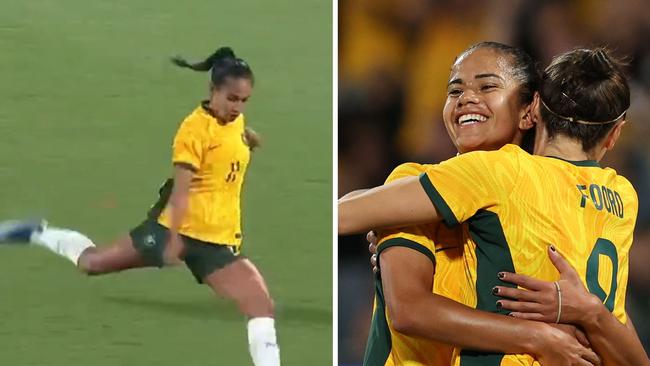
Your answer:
[169,192,189,234]
[395,293,546,355]
[339,189,368,200]
[581,303,649,365]
[338,177,438,235]
[169,165,193,235]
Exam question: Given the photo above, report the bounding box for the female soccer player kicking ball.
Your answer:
[0,47,280,366]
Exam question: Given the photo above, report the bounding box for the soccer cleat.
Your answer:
[0,219,47,244]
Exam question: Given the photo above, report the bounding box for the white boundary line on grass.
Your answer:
[331,0,339,364]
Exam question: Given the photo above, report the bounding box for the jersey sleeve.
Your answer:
[419,148,521,227]
[377,226,436,266]
[376,163,436,265]
[172,119,206,171]
[385,162,428,183]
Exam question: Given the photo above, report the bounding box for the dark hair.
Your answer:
[171,47,254,87]
[458,42,540,153]
[540,47,630,151]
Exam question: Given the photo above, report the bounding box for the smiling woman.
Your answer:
[444,42,539,154]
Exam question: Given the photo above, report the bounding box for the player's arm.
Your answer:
[380,245,600,365]
[338,176,440,235]
[164,120,204,263]
[339,188,368,200]
[338,151,517,236]
[496,247,649,365]
[581,305,650,365]
[244,126,261,151]
[164,164,193,264]
[169,164,194,233]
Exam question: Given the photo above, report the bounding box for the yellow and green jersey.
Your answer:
[416,144,637,366]
[365,163,469,366]
[156,103,251,248]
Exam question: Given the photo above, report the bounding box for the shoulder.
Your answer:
[177,107,210,135]
[478,144,527,163]
[378,225,437,265]
[613,173,638,206]
[385,162,428,184]
[439,144,525,170]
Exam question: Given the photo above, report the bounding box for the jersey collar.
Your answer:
[200,100,217,117]
[547,156,601,168]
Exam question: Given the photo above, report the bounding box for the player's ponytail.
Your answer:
[171,47,235,71]
[540,47,630,151]
[172,47,254,87]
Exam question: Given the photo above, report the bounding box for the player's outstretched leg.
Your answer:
[0,219,149,275]
[0,219,45,243]
[203,258,280,366]
[75,235,148,275]
[31,224,97,266]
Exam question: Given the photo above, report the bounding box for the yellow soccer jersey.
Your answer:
[157,103,251,247]
[417,144,637,366]
[364,163,469,366]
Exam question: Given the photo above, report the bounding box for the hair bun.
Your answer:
[577,48,617,81]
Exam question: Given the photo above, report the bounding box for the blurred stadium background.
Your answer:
[0,0,331,365]
[338,0,650,363]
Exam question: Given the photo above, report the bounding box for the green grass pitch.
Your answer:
[0,0,332,364]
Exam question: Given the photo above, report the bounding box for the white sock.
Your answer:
[30,227,96,265]
[247,317,280,366]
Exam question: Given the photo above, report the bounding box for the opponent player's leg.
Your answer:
[203,258,279,366]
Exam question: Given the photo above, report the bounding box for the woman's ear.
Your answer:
[519,103,534,130]
[604,119,626,151]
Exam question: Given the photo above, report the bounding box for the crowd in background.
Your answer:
[338,0,650,363]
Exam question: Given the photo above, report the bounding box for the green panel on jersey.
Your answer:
[460,210,516,366]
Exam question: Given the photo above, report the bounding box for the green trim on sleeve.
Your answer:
[377,237,435,266]
[173,161,199,172]
[418,172,459,227]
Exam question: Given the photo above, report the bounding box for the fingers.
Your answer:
[548,245,579,280]
[498,272,547,291]
[497,299,541,313]
[575,328,590,348]
[507,312,547,321]
[577,359,595,366]
[581,348,601,366]
[366,231,377,245]
[493,286,539,302]
[367,231,378,254]
[367,231,379,273]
